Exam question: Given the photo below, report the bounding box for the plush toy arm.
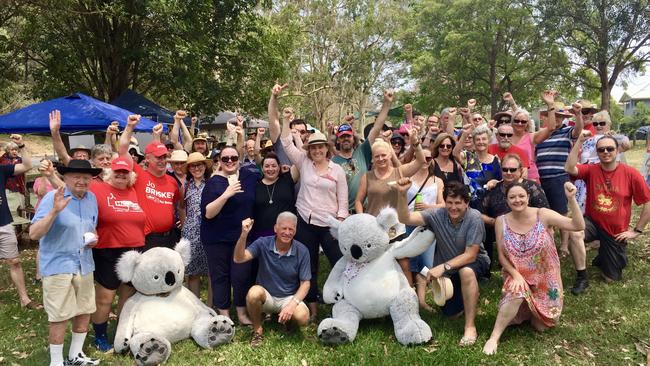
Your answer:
[323,257,348,304]
[114,297,139,353]
[390,226,435,259]
[181,286,216,316]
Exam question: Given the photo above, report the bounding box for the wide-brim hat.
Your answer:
[192,133,208,143]
[302,131,329,150]
[432,276,454,306]
[184,152,213,173]
[573,99,599,114]
[492,111,513,125]
[540,102,573,117]
[168,149,188,163]
[128,144,144,158]
[70,145,92,155]
[56,159,102,176]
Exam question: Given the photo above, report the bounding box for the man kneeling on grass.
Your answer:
[234,212,311,347]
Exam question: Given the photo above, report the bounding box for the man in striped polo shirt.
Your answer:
[536,98,587,295]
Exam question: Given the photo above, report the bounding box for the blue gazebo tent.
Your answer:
[111,89,188,125]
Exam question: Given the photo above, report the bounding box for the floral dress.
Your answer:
[500,212,563,327]
[182,179,209,276]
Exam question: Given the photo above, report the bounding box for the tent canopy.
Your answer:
[0,93,162,134]
[111,89,188,125]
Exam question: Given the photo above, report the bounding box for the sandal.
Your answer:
[22,301,43,310]
[250,332,264,347]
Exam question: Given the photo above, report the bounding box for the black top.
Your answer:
[482,179,549,219]
[252,172,296,235]
[0,165,15,226]
[433,159,463,185]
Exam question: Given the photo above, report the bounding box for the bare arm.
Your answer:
[233,219,255,263]
[354,174,367,214]
[177,116,193,150]
[204,181,242,219]
[119,115,140,158]
[495,216,521,279]
[565,132,587,176]
[49,110,71,166]
[169,116,185,151]
[395,179,426,226]
[13,139,32,175]
[268,83,288,142]
[400,144,425,178]
[368,90,395,144]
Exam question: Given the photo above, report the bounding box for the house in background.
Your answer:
[620,82,650,116]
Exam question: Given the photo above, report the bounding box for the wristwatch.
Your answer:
[443,262,452,272]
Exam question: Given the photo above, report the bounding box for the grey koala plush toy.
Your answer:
[317,208,435,346]
[114,239,234,365]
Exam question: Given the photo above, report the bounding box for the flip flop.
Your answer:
[459,335,477,347]
[23,301,43,310]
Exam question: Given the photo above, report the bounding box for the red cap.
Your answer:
[144,142,168,157]
[111,157,133,172]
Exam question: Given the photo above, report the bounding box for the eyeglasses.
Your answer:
[501,167,519,173]
[499,118,511,123]
[438,144,453,149]
[596,146,616,153]
[391,140,404,146]
[188,163,205,169]
[473,117,483,122]
[512,119,528,124]
[581,110,592,116]
[498,133,513,138]
[220,156,239,163]
[592,121,607,127]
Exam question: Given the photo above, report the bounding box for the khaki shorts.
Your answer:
[261,288,309,315]
[0,223,19,260]
[42,272,96,322]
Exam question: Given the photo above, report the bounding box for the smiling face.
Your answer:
[145,152,167,177]
[245,140,255,158]
[437,137,453,157]
[512,112,529,132]
[593,118,610,134]
[274,218,297,246]
[171,161,186,175]
[307,143,328,163]
[110,169,130,189]
[506,185,529,212]
[93,153,112,169]
[445,195,469,222]
[501,156,522,184]
[497,125,514,149]
[219,147,240,175]
[473,132,489,152]
[262,157,280,181]
[372,146,391,169]
[188,162,206,180]
[337,134,354,152]
[193,140,207,154]
[72,150,90,160]
[596,137,617,165]
[63,172,92,197]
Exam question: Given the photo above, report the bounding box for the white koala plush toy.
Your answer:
[114,239,234,365]
[317,208,434,346]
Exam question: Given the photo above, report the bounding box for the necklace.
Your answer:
[265,181,277,204]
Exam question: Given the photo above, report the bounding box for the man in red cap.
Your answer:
[118,115,182,250]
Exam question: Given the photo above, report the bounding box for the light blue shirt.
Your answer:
[32,188,98,277]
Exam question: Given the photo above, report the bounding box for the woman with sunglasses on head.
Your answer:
[280,115,349,321]
[430,133,464,185]
[453,124,501,210]
[201,145,260,325]
[482,181,584,355]
[182,152,213,306]
[481,154,549,270]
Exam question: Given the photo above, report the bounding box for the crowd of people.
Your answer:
[1,84,650,365]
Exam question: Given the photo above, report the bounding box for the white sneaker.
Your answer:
[65,353,100,366]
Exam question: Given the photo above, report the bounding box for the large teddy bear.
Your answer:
[114,240,234,365]
[317,208,435,346]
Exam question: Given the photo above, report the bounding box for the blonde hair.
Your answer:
[371,139,392,155]
[592,110,611,125]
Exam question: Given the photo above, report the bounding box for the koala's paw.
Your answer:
[206,316,235,347]
[135,338,169,366]
[317,320,351,345]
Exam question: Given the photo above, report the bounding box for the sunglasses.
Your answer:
[391,140,404,146]
[498,133,513,138]
[512,119,528,124]
[220,156,239,163]
[188,163,205,169]
[438,144,453,149]
[592,121,607,127]
[581,110,593,116]
[473,117,483,122]
[501,167,519,173]
[499,118,511,123]
[596,146,616,153]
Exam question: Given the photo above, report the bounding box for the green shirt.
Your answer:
[332,140,372,212]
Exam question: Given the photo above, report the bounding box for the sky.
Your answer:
[612,72,650,101]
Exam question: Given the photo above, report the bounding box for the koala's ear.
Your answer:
[328,216,341,240]
[116,250,142,283]
[376,207,399,232]
[175,238,192,265]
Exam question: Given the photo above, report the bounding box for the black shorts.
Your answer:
[93,247,143,290]
[441,255,490,317]
[144,230,178,252]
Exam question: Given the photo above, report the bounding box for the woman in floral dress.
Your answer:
[182,152,213,306]
[483,181,585,355]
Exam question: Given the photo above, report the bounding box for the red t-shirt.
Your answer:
[90,182,146,249]
[133,164,180,235]
[576,163,650,237]
[488,144,530,168]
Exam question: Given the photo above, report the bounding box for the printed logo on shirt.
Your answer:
[144,181,175,205]
[106,193,143,213]
[594,192,619,213]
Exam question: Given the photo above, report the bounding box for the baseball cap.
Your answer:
[336,124,354,137]
[145,142,168,157]
[111,157,133,172]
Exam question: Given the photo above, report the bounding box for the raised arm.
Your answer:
[38,159,63,189]
[233,218,256,263]
[399,127,425,177]
[395,177,426,226]
[503,92,518,113]
[268,83,288,143]
[151,123,163,143]
[169,113,184,151]
[404,103,413,125]
[49,110,71,165]
[533,90,560,144]
[368,90,395,144]
[174,111,193,151]
[453,124,473,163]
[10,135,32,175]
[565,130,589,176]
[118,115,140,164]
[29,187,70,240]
[104,122,119,151]
[444,108,457,136]
[540,182,585,231]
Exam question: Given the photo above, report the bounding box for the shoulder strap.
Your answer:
[407,174,432,206]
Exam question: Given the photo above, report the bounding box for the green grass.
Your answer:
[1,146,650,365]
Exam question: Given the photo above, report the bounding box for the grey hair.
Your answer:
[513,109,530,121]
[276,211,298,226]
[472,125,491,140]
[102,167,138,187]
[91,144,114,160]
[4,141,18,152]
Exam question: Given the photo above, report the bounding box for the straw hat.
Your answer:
[302,131,328,150]
[539,102,573,117]
[168,150,188,163]
[573,99,599,114]
[431,276,454,306]
[184,152,213,173]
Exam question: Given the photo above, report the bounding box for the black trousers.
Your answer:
[584,217,627,281]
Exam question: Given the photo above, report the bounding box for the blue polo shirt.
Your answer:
[31,188,98,277]
[247,235,311,298]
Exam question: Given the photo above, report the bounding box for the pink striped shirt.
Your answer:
[281,135,349,227]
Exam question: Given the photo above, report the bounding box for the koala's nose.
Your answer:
[350,245,362,260]
[165,271,176,286]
